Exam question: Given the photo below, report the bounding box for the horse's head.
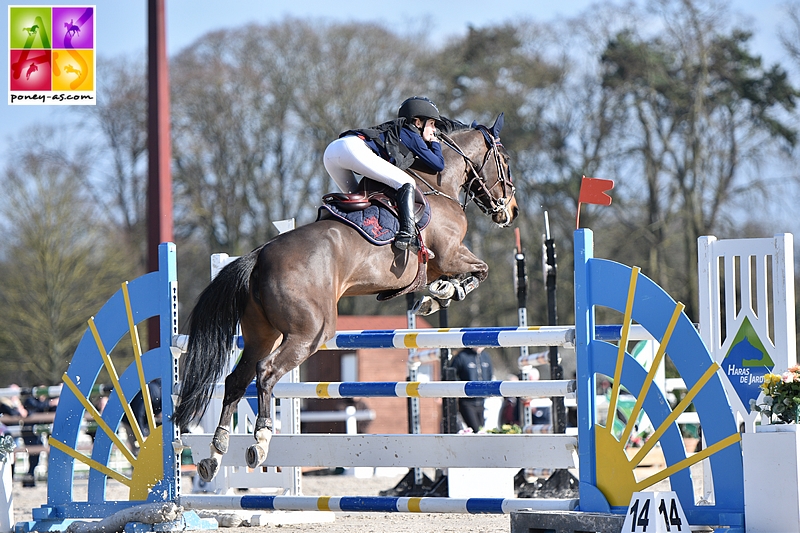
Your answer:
[440,114,518,227]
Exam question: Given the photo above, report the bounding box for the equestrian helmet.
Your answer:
[398,96,440,122]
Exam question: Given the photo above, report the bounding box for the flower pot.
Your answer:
[743,425,800,532]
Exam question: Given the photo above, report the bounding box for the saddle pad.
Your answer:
[317,202,431,246]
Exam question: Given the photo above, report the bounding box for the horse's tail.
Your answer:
[172,246,262,430]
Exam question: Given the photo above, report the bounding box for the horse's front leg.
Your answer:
[429,272,481,299]
[427,237,489,283]
[415,242,487,315]
[197,363,256,482]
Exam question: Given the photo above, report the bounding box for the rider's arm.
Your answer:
[400,128,445,172]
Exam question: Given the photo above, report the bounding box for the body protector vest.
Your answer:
[341,118,416,170]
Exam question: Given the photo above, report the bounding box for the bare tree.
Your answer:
[600,0,798,316]
[85,55,149,272]
[0,128,133,383]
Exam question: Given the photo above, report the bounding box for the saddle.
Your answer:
[318,179,432,301]
[321,178,427,222]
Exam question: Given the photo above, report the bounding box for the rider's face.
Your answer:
[416,118,437,143]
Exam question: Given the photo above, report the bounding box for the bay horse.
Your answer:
[173,114,518,482]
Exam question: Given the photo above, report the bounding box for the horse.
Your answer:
[26,63,38,81]
[64,20,80,38]
[173,114,518,482]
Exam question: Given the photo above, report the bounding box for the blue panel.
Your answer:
[239,495,276,510]
[464,381,503,397]
[48,270,162,510]
[573,229,597,503]
[339,382,397,397]
[465,498,504,514]
[335,332,397,348]
[461,329,502,346]
[595,325,623,341]
[339,497,398,512]
[87,348,167,503]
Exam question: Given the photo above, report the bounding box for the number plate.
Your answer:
[622,491,689,533]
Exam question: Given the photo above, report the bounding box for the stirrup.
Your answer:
[394,232,420,253]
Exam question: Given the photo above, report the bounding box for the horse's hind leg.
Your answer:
[245,334,322,469]
[196,345,265,482]
[245,355,276,469]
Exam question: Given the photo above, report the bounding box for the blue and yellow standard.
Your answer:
[19,244,184,530]
[574,229,744,529]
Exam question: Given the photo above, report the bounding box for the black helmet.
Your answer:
[398,96,440,122]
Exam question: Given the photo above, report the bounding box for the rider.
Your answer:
[323,96,445,253]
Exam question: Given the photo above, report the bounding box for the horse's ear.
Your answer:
[491,113,504,138]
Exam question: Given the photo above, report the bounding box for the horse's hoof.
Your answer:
[197,457,220,482]
[246,444,268,469]
[429,279,455,299]
[447,276,480,302]
[412,296,440,316]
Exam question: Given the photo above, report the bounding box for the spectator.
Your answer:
[450,347,493,432]
[87,395,109,442]
[0,385,28,419]
[22,386,57,488]
[498,374,522,427]
[0,385,27,478]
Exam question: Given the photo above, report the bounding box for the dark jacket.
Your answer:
[451,348,493,382]
[343,119,445,172]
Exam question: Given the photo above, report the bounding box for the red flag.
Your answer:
[578,176,614,205]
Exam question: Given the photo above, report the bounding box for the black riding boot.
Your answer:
[394,183,419,253]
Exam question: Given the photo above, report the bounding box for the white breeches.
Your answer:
[324,135,416,193]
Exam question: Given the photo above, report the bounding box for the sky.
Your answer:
[1,1,790,149]
[1,1,795,180]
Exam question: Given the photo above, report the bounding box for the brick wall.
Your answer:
[300,315,442,434]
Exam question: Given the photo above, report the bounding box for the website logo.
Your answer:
[8,6,96,105]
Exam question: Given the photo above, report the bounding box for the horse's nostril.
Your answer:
[512,206,519,219]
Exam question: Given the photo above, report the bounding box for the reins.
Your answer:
[431,130,515,215]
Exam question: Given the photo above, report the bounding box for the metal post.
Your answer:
[440,305,458,434]
[406,293,423,486]
[147,0,173,350]
[543,212,566,434]
[515,228,532,427]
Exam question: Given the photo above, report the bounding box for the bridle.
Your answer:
[415,128,515,216]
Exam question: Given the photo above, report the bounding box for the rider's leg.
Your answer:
[394,182,419,252]
[323,137,361,193]
[322,136,421,251]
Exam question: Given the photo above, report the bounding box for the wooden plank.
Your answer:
[181,434,577,469]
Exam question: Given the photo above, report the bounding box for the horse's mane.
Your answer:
[438,116,472,135]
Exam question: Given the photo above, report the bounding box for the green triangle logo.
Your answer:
[725,316,773,367]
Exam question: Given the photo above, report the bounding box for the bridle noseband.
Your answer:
[435,128,515,215]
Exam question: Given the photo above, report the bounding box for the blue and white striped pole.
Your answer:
[181,494,577,514]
